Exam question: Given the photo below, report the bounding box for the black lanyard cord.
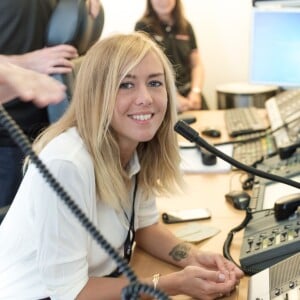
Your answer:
[107,174,138,278]
[124,174,138,261]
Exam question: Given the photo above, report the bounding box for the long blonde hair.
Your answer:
[32,32,183,211]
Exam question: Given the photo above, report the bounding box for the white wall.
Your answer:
[101,0,253,109]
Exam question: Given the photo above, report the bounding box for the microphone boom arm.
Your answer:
[174,120,300,189]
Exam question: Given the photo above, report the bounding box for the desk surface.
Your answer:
[130,110,265,299]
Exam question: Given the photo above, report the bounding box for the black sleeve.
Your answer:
[135,21,154,35]
[186,22,198,50]
[0,0,55,54]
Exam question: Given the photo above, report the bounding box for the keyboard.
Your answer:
[265,89,300,159]
[232,132,277,168]
[224,107,268,137]
[266,89,300,129]
[256,149,300,175]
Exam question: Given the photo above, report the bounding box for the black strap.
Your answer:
[107,175,138,277]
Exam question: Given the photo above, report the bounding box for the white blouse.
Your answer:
[0,127,159,300]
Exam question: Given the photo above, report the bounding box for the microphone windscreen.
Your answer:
[174,120,199,142]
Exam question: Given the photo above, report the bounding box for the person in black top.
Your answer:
[0,0,100,208]
[135,0,207,113]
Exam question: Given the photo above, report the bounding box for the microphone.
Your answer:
[174,120,300,190]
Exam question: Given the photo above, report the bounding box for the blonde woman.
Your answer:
[0,32,242,299]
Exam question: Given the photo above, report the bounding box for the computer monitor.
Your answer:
[253,0,300,7]
[249,7,300,87]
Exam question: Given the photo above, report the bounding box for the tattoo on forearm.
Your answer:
[169,242,191,261]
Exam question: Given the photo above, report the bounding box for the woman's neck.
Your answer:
[120,144,137,169]
[158,13,173,25]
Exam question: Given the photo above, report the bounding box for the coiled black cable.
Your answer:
[222,208,280,276]
[0,105,169,300]
[222,208,253,275]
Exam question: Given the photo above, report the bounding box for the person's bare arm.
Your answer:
[73,222,244,299]
[135,223,189,267]
[187,49,205,109]
[134,223,243,298]
[0,62,66,107]
[86,0,101,18]
[0,44,78,75]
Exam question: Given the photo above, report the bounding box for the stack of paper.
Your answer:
[180,144,233,173]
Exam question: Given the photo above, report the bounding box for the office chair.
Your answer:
[46,0,105,122]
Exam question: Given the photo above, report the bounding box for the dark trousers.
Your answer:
[0,146,24,207]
